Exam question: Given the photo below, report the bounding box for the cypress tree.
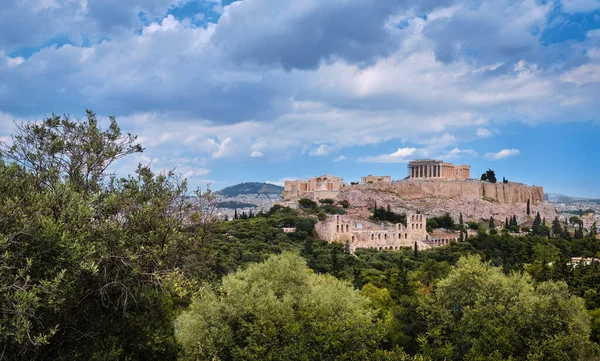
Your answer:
[234,209,238,219]
[527,199,531,216]
[414,241,418,257]
[532,212,542,235]
[504,217,509,229]
[552,216,562,236]
[459,212,464,226]
[344,241,351,254]
[561,224,571,239]
[489,216,495,230]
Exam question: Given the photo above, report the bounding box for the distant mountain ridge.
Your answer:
[216,182,284,197]
[545,193,600,204]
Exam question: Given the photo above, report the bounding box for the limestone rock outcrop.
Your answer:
[354,180,544,205]
[338,186,556,226]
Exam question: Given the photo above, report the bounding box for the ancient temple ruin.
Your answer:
[361,175,392,184]
[315,214,459,252]
[283,175,344,200]
[408,160,470,180]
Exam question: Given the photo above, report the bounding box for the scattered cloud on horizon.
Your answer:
[485,148,521,160]
[476,128,494,138]
[441,148,478,159]
[358,147,418,163]
[265,177,299,187]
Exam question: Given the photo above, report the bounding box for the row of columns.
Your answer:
[411,164,456,178]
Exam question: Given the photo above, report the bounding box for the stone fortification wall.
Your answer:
[351,180,544,205]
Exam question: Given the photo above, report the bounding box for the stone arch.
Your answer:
[384,234,387,240]
[379,247,382,250]
[378,234,381,240]
[336,216,340,223]
[405,233,408,239]
[398,233,401,239]
[420,223,423,229]
[352,235,356,243]
[371,234,374,240]
[337,225,339,232]
[412,223,414,229]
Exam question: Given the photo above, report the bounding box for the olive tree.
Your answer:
[0,112,195,360]
[419,255,599,360]
[176,252,383,361]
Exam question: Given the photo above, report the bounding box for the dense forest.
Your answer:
[2,114,600,360]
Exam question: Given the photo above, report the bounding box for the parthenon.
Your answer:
[408,160,470,179]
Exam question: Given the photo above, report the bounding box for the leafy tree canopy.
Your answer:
[480,169,497,183]
[421,255,599,361]
[176,252,383,361]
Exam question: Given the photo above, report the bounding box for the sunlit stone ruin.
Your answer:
[408,159,470,179]
[282,159,545,252]
[361,175,392,184]
[283,175,344,200]
[314,214,459,253]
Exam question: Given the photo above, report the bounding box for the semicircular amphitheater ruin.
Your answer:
[282,159,548,252]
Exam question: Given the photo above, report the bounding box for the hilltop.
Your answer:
[216,182,283,197]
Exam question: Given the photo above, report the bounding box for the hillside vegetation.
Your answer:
[2,113,600,361]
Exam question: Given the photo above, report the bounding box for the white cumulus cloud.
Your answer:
[485,148,520,160]
[357,147,417,163]
[476,128,493,138]
[266,177,299,187]
[561,64,600,84]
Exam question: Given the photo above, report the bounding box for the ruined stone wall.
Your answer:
[315,214,437,252]
[354,180,544,205]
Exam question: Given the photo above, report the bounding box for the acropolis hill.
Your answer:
[282,159,552,227]
[283,160,544,205]
[282,159,554,252]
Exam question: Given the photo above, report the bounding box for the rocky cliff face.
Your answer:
[351,180,544,205]
[336,180,553,224]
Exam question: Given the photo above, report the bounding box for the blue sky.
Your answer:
[0,0,599,197]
